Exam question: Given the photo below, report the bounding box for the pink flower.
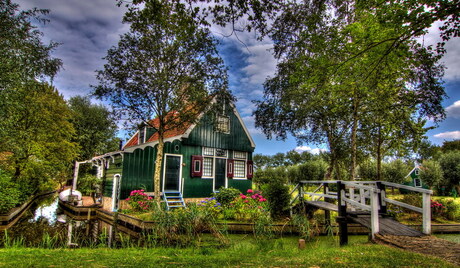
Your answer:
[126,198,131,201]
[247,189,253,193]
[244,200,249,203]
[240,195,247,199]
[258,206,262,209]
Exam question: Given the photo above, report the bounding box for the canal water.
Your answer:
[0,194,110,248]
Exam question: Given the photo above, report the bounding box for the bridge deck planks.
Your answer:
[349,216,424,237]
[305,201,338,212]
[304,201,425,237]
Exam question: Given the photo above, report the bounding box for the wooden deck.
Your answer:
[304,200,426,237]
[348,215,424,237]
[305,201,338,212]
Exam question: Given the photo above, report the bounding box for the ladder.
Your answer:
[162,191,186,210]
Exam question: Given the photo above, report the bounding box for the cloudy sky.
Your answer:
[15,0,460,156]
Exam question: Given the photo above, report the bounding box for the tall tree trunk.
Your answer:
[153,134,164,204]
[376,127,382,181]
[350,96,359,181]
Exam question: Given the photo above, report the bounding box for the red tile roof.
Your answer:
[123,112,194,149]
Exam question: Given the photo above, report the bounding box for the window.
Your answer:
[234,160,246,178]
[203,157,213,177]
[233,151,247,178]
[414,169,419,175]
[414,178,422,187]
[138,127,145,144]
[216,115,230,133]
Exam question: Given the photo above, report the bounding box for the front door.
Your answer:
[164,155,181,192]
[214,158,226,191]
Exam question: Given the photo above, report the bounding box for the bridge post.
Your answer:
[323,183,331,228]
[422,192,431,234]
[336,181,348,246]
[370,188,380,239]
[376,182,387,215]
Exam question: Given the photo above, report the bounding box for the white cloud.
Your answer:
[418,22,460,81]
[241,115,264,136]
[241,43,277,85]
[433,131,460,139]
[294,146,327,155]
[446,100,460,119]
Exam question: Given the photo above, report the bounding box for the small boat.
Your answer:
[58,188,83,205]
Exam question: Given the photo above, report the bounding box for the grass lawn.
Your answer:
[0,236,456,267]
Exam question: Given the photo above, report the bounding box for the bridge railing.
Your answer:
[291,180,433,238]
[380,181,433,234]
[339,181,381,239]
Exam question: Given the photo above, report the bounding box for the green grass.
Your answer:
[0,236,456,267]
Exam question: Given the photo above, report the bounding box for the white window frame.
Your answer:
[216,115,230,134]
[233,151,247,180]
[202,147,228,179]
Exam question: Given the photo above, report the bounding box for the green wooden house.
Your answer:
[117,101,255,200]
[402,165,429,190]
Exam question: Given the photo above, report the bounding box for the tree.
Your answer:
[419,160,444,190]
[0,0,61,89]
[0,1,75,193]
[68,96,119,161]
[439,151,460,194]
[0,83,78,192]
[441,140,460,153]
[254,1,446,180]
[94,0,229,202]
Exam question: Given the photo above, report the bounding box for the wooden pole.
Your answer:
[337,181,348,246]
[370,189,380,239]
[323,183,331,228]
[422,192,431,234]
[376,182,387,215]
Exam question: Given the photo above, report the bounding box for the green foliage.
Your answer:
[420,160,444,189]
[253,166,287,185]
[0,0,61,89]
[382,160,411,184]
[212,187,241,207]
[0,170,23,214]
[77,174,100,196]
[68,96,119,160]
[441,140,460,153]
[358,159,377,180]
[439,151,460,191]
[261,183,290,220]
[125,189,154,212]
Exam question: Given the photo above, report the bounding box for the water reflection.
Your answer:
[0,194,106,248]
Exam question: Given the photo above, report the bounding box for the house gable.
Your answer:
[182,105,255,152]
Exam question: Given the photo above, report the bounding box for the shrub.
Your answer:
[262,182,290,220]
[223,189,269,221]
[126,189,153,212]
[212,187,241,207]
[77,174,100,195]
[197,197,222,218]
[0,170,22,214]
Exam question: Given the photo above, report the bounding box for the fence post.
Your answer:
[422,192,431,234]
[324,183,331,228]
[370,189,380,239]
[376,182,387,215]
[336,181,348,246]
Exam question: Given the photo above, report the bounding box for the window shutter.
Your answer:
[191,155,203,177]
[227,159,234,178]
[247,160,253,179]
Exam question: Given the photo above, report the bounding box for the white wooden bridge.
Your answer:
[290,180,433,245]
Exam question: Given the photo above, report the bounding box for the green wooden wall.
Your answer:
[120,147,156,199]
[103,155,123,197]
[183,112,254,152]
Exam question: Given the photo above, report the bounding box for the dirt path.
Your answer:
[375,234,460,266]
